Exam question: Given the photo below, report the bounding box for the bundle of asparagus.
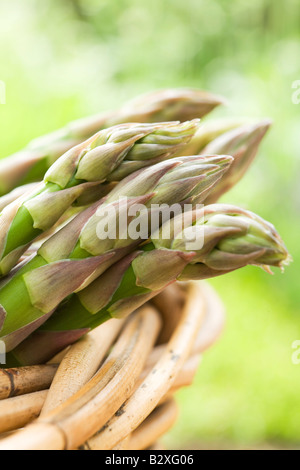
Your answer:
[8,203,289,366]
[0,120,200,276]
[0,153,232,353]
[0,88,291,367]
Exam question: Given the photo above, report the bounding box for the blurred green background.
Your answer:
[0,0,299,450]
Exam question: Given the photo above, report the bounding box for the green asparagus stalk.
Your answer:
[0,154,232,353]
[0,88,224,195]
[0,120,199,276]
[7,203,290,365]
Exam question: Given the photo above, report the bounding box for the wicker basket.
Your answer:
[0,281,224,450]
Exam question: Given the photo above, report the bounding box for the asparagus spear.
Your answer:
[0,154,232,353]
[175,118,245,157]
[0,88,224,195]
[0,118,269,214]
[0,120,199,276]
[0,119,238,211]
[7,203,290,365]
[0,119,271,213]
[201,120,272,203]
